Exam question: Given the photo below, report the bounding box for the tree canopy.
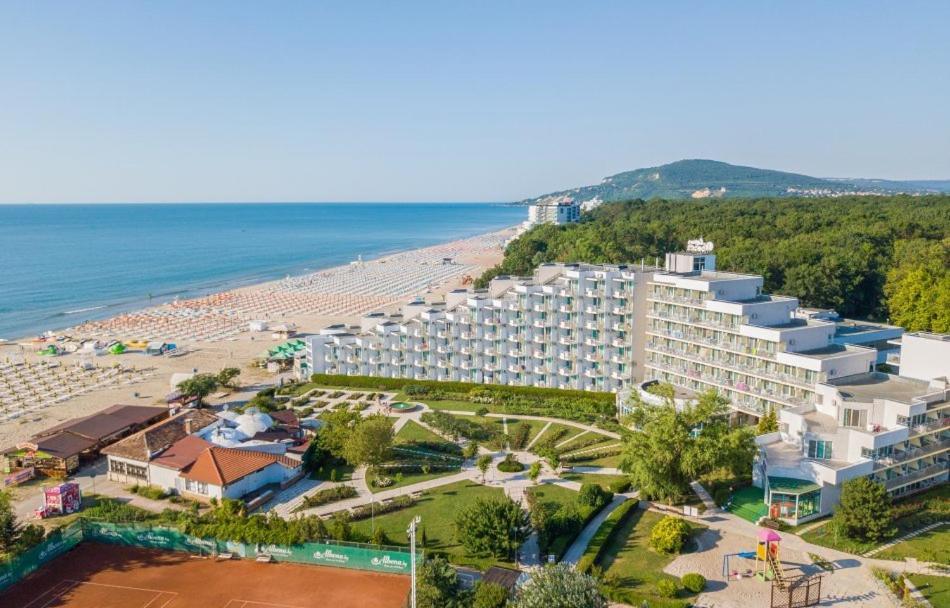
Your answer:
[619,389,756,502]
[509,564,607,608]
[832,478,895,542]
[454,496,530,559]
[478,196,950,328]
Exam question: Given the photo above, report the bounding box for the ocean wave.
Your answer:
[62,305,108,315]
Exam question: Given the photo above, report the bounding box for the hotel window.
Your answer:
[842,409,868,428]
[807,440,833,460]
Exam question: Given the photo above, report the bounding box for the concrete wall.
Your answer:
[900,333,950,381]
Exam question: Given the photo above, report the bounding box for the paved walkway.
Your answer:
[689,480,719,512]
[561,493,637,565]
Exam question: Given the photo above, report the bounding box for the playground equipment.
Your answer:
[722,528,788,589]
[755,529,788,589]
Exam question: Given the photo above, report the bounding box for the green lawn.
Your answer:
[506,418,545,450]
[310,462,355,482]
[557,432,615,454]
[875,524,949,564]
[909,574,950,608]
[365,465,460,493]
[351,481,507,569]
[802,485,950,557]
[565,452,623,468]
[528,422,577,453]
[598,508,702,608]
[395,420,452,445]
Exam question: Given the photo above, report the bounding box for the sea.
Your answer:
[0,203,526,340]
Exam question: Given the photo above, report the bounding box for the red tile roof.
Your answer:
[150,435,213,471]
[180,447,299,486]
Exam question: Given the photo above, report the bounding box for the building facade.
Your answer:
[637,250,877,418]
[756,373,948,524]
[307,263,649,393]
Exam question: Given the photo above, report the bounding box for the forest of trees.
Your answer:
[478,196,949,331]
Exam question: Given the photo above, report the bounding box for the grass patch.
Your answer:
[908,574,950,608]
[366,465,459,493]
[565,452,622,468]
[597,509,702,608]
[875,523,949,563]
[350,480,506,569]
[310,462,355,482]
[395,420,451,445]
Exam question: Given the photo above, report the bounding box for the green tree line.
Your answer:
[479,196,950,330]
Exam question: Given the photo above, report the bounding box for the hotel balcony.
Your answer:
[558,321,574,329]
[559,337,575,346]
[558,351,573,361]
[883,463,949,491]
[907,418,950,438]
[612,338,627,347]
[584,338,600,347]
[533,350,546,359]
[584,368,603,378]
[584,306,599,315]
[873,438,950,470]
[532,334,547,344]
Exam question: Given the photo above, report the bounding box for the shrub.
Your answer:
[607,478,632,494]
[656,578,679,598]
[475,407,489,416]
[649,516,691,554]
[578,483,613,510]
[681,572,706,593]
[350,495,415,521]
[509,422,532,450]
[498,453,525,473]
[372,475,394,488]
[713,487,731,507]
[299,485,358,510]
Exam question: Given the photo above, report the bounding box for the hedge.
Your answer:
[576,499,638,573]
[310,374,614,405]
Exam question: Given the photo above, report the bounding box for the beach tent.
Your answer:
[146,341,168,356]
[36,345,60,356]
[109,342,126,355]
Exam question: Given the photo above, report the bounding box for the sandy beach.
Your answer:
[0,227,515,448]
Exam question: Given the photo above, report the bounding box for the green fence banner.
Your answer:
[0,520,418,593]
[0,522,83,591]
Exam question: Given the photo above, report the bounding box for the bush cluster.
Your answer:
[299,485,358,510]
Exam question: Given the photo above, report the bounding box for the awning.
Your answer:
[767,476,820,495]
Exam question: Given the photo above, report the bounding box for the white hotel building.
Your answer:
[305,241,947,518]
[306,262,647,392]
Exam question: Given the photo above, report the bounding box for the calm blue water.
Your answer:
[0,203,524,339]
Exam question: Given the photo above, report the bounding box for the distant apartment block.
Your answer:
[525,197,581,228]
[307,262,647,392]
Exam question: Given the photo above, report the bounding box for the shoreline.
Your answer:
[0,225,516,448]
[2,222,520,344]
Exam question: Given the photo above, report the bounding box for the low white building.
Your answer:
[102,410,222,487]
[178,446,302,501]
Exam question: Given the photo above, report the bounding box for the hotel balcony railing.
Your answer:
[611,338,627,347]
[558,352,573,361]
[647,327,776,360]
[884,463,949,491]
[656,364,809,408]
[908,418,950,437]
[559,337,576,346]
[584,338,600,347]
[649,309,742,333]
[584,369,603,378]
[874,438,950,469]
[509,350,525,357]
[533,350,546,359]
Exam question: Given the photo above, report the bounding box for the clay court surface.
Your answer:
[0,542,411,608]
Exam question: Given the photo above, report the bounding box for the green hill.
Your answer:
[519,159,914,204]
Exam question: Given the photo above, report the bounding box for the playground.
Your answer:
[0,542,411,608]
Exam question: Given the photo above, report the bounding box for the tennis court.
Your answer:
[1,542,410,608]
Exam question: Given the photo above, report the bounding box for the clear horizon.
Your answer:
[2,1,948,204]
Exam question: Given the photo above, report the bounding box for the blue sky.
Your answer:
[1,1,948,203]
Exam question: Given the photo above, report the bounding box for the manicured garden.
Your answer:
[350,480,507,569]
[594,508,704,607]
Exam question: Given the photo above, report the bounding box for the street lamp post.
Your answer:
[407,515,421,608]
